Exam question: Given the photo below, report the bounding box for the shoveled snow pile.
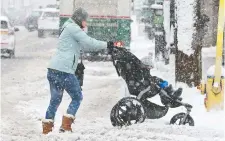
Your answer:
[201,46,225,80]
[176,0,195,56]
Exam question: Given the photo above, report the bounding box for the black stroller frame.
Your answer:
[109,47,194,127]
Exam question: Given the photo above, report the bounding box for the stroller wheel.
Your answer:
[110,103,124,127]
[170,112,194,126]
[110,97,146,127]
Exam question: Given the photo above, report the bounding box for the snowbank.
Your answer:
[206,65,225,77]
[176,0,195,56]
[201,46,225,79]
[202,46,217,58]
[151,4,163,10]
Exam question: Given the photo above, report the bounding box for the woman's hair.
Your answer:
[71,7,88,28]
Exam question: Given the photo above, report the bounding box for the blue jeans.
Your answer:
[45,69,83,120]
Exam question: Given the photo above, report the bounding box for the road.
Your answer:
[1,26,224,141]
[1,26,128,140]
[1,27,58,139]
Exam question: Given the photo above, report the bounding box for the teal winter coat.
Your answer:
[48,18,107,74]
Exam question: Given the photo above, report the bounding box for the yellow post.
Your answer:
[206,77,224,111]
[205,0,225,111]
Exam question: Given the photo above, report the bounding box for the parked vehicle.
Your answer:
[37,8,60,37]
[7,7,27,25]
[60,0,132,61]
[141,5,154,39]
[46,4,59,9]
[0,16,19,58]
[24,9,43,32]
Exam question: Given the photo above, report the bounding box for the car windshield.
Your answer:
[141,10,152,18]
[31,11,42,17]
[43,12,59,18]
[1,21,8,29]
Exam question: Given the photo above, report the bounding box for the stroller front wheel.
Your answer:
[170,112,194,126]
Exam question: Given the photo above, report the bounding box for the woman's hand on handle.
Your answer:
[107,41,115,54]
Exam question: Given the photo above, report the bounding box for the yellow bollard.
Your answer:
[197,81,206,95]
[204,0,224,111]
[205,76,224,111]
[200,83,206,95]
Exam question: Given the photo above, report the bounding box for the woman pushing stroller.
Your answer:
[42,8,115,134]
[42,8,182,134]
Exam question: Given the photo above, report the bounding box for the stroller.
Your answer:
[108,47,194,127]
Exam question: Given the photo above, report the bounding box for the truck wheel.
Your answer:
[28,27,32,32]
[148,32,154,40]
[38,30,44,38]
[9,49,15,59]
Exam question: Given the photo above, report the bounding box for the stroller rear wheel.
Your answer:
[110,97,146,127]
[170,112,194,126]
[110,104,122,126]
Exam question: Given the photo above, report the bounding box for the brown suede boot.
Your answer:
[42,119,54,134]
[59,114,75,132]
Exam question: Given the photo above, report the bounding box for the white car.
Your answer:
[0,16,19,58]
[38,8,59,37]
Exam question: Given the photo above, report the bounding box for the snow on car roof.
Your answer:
[0,16,9,22]
[142,5,149,8]
[42,8,59,12]
[33,9,44,12]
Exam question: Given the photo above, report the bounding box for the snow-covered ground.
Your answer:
[1,16,224,141]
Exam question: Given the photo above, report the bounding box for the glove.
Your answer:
[107,41,114,49]
[159,81,168,89]
[107,41,114,53]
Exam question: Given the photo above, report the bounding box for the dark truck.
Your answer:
[60,0,132,61]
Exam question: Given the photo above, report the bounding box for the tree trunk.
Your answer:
[175,0,205,87]
[175,49,201,87]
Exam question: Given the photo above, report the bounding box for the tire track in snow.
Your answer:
[1,33,58,140]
